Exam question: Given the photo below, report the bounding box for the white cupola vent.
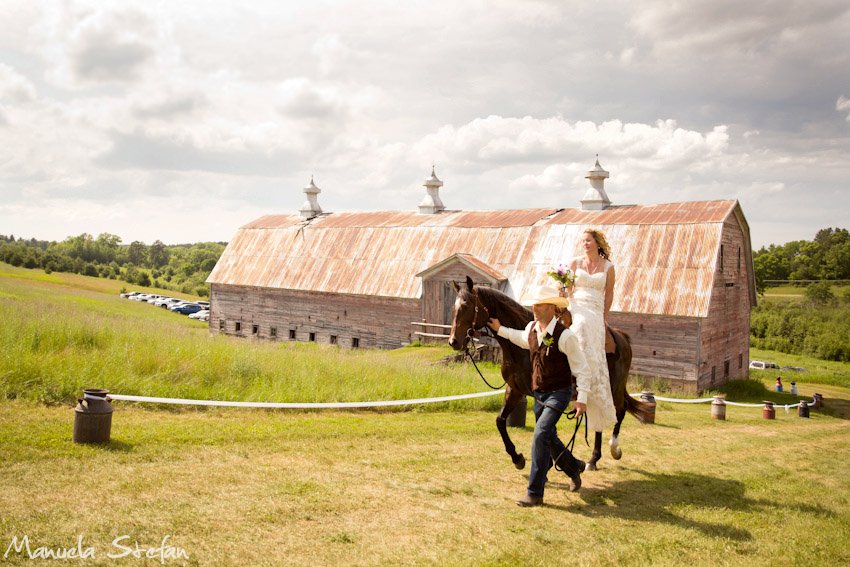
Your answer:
[580,157,612,211]
[418,166,445,214]
[300,176,323,219]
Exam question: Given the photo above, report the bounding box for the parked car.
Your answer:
[141,294,166,303]
[120,291,141,299]
[152,297,181,309]
[171,303,203,315]
[196,301,210,309]
[749,360,778,370]
[189,309,209,321]
[131,294,151,302]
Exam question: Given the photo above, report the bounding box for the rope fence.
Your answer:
[74,388,823,444]
[106,390,506,408]
[633,394,806,411]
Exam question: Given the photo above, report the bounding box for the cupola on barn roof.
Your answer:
[299,176,323,219]
[419,166,445,214]
[581,157,612,211]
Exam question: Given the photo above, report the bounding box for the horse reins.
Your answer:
[462,288,507,390]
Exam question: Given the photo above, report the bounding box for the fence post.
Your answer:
[711,396,726,420]
[762,401,775,420]
[506,396,527,428]
[640,392,656,424]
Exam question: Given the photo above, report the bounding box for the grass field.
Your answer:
[2,264,849,566]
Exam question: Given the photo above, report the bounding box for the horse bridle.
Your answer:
[464,287,491,341]
[462,287,504,390]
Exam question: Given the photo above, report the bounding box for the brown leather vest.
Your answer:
[529,322,572,393]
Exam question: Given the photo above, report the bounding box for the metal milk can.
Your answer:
[73,389,113,444]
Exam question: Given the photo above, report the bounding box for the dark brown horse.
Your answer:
[448,276,652,472]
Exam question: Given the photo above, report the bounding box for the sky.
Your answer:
[1,1,848,249]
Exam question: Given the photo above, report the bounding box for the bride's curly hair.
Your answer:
[583,228,612,260]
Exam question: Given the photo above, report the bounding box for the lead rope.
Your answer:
[464,328,506,390]
[464,292,506,390]
[548,406,589,473]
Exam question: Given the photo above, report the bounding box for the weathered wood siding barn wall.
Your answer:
[207,200,756,391]
[210,285,420,348]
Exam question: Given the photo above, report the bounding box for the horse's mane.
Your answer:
[462,285,532,330]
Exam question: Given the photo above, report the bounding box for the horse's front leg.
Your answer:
[496,387,526,469]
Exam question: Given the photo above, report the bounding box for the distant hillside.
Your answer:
[0,233,225,297]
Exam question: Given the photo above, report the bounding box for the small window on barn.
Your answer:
[289,329,296,340]
[724,360,730,378]
[219,319,225,331]
[739,353,743,369]
[235,322,241,333]
[252,324,259,335]
[711,366,716,384]
[352,337,360,348]
[309,332,316,342]
[270,327,277,338]
[330,335,337,345]
[719,245,724,272]
[737,246,741,270]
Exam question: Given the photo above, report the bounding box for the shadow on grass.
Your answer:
[546,468,834,541]
[820,397,850,420]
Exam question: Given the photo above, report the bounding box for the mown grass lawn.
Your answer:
[2,264,849,566]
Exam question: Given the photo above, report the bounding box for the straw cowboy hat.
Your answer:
[520,285,569,308]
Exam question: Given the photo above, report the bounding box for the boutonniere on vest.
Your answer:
[542,335,555,356]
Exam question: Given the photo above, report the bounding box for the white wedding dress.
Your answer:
[569,259,618,432]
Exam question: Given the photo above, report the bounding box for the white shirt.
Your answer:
[496,316,591,404]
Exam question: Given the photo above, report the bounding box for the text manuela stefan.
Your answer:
[4,535,189,562]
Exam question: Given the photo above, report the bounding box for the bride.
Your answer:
[565,228,618,435]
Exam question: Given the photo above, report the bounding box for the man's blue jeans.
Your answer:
[527,387,582,498]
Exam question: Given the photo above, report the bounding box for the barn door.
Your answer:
[441,281,457,327]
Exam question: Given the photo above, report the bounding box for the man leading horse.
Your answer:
[486,285,590,507]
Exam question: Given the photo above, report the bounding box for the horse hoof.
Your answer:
[514,454,526,469]
[611,445,622,460]
[585,461,598,472]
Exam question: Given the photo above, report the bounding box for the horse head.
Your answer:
[448,275,490,351]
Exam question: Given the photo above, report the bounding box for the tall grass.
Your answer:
[0,265,503,410]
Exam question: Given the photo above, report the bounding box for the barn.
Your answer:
[206,161,756,392]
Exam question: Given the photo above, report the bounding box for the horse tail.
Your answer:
[623,392,654,424]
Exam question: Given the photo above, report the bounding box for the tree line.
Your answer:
[0,233,224,297]
[753,227,850,294]
[751,227,850,362]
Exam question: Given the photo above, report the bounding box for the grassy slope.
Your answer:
[0,263,504,410]
[2,264,849,566]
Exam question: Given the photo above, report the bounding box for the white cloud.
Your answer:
[0,63,37,103]
[0,0,848,251]
[837,96,850,121]
[630,0,850,55]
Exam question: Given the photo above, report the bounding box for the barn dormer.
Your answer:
[418,166,445,214]
[581,157,612,211]
[300,176,323,219]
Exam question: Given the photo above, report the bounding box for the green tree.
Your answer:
[148,240,169,268]
[127,241,148,266]
[805,281,834,305]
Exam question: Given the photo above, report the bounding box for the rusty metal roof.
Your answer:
[208,200,750,317]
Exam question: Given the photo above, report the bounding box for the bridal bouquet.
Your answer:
[547,265,575,291]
